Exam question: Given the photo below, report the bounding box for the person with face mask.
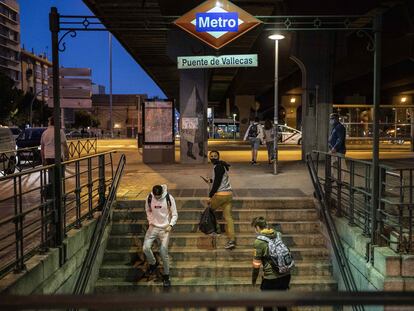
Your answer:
[328,113,346,154]
[208,150,236,250]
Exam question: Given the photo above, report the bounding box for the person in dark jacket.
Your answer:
[251,217,291,311]
[328,113,346,154]
[208,150,235,249]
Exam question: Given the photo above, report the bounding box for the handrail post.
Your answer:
[336,155,342,217]
[98,154,106,209]
[325,153,332,209]
[349,161,355,225]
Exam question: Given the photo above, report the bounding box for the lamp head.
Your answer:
[268,34,285,40]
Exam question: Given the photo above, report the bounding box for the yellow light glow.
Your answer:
[401,97,407,103]
[290,97,296,103]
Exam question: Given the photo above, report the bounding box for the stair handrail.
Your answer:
[305,152,364,311]
[71,154,126,300]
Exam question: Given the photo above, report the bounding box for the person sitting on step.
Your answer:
[143,184,178,288]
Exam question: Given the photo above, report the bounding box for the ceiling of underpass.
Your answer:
[82,0,414,114]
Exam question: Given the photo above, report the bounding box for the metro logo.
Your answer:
[174,0,262,50]
[196,12,239,32]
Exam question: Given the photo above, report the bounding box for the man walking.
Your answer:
[208,150,235,249]
[251,217,291,311]
[143,184,178,288]
[244,117,264,165]
[328,113,347,179]
[40,116,69,165]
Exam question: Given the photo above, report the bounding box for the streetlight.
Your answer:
[30,87,49,127]
[269,34,285,175]
[233,113,237,140]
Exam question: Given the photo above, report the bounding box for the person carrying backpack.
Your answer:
[251,217,292,311]
[243,117,264,165]
[143,184,178,288]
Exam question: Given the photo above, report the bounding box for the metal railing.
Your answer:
[1,292,414,310]
[308,151,414,258]
[67,138,97,158]
[0,151,116,278]
[306,153,364,311]
[0,139,98,176]
[73,154,125,299]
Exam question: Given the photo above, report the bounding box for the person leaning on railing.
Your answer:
[328,113,348,180]
[40,116,69,165]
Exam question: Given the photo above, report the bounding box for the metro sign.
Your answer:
[174,0,262,50]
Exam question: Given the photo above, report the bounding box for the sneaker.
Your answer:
[145,262,158,277]
[224,240,236,250]
[162,274,171,288]
[250,161,255,165]
[252,161,259,166]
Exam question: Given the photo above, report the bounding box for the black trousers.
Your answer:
[260,274,291,311]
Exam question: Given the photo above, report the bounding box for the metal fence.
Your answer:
[308,151,414,257]
[0,151,115,278]
[0,139,98,177]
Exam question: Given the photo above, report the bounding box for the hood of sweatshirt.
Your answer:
[259,227,276,239]
[151,184,168,200]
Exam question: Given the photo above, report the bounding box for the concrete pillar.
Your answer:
[293,32,335,159]
[167,30,209,164]
[235,95,255,139]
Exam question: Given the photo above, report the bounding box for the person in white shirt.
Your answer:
[40,116,69,165]
[143,184,178,288]
[243,117,264,165]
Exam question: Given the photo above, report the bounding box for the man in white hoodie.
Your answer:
[143,184,178,288]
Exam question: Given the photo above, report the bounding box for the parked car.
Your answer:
[278,125,302,145]
[0,126,17,175]
[9,127,22,141]
[16,127,47,165]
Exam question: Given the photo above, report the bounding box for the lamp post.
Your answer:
[269,34,285,175]
[233,113,237,140]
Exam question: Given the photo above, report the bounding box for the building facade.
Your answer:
[91,94,147,137]
[20,49,51,101]
[0,0,20,85]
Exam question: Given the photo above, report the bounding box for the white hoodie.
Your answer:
[145,184,178,229]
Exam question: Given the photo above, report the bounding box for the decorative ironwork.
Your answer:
[357,29,375,52]
[58,29,77,52]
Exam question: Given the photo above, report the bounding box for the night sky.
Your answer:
[20,0,166,98]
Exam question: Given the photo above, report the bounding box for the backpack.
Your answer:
[257,233,295,274]
[198,207,217,234]
[147,193,171,212]
[248,124,258,138]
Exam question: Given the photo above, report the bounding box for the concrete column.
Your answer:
[293,32,335,159]
[167,30,210,164]
[235,95,255,139]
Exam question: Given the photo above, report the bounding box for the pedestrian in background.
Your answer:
[244,117,264,165]
[328,113,347,180]
[208,150,236,250]
[143,184,178,288]
[40,116,69,165]
[263,119,275,164]
[251,217,291,311]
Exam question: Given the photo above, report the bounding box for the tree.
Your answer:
[73,110,100,128]
[0,72,22,124]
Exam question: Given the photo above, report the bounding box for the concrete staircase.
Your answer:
[95,197,337,309]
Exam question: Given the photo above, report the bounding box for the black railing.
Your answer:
[0,139,98,177]
[73,154,125,298]
[306,153,364,311]
[308,151,414,257]
[67,138,97,159]
[0,151,116,278]
[0,292,414,310]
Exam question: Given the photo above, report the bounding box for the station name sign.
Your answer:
[174,0,262,50]
[177,54,258,69]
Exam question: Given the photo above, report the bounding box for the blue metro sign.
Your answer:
[195,12,239,32]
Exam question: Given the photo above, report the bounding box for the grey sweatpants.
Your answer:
[142,225,171,275]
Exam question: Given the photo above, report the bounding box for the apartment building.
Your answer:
[0,0,20,85]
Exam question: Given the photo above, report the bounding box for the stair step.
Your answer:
[102,247,330,264]
[99,261,333,279]
[94,276,337,293]
[107,233,326,249]
[112,208,318,222]
[110,221,321,235]
[116,198,316,210]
